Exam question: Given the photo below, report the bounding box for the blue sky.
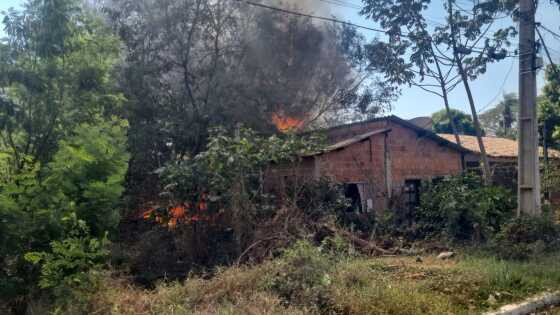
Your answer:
[327,0,560,119]
[2,0,559,119]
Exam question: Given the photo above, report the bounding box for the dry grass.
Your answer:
[79,244,560,315]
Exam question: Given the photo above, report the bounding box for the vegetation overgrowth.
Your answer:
[376,174,516,242]
[34,240,560,315]
[2,0,560,314]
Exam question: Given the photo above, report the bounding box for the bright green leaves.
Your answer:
[0,117,128,307]
[24,213,110,305]
[160,127,324,212]
[42,117,129,235]
[0,0,124,170]
[417,174,515,241]
[0,2,126,310]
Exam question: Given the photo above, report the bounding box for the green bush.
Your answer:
[160,127,324,204]
[492,215,560,260]
[42,117,130,236]
[415,174,515,242]
[0,117,128,313]
[265,241,338,312]
[25,215,109,312]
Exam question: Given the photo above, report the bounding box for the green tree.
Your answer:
[360,0,517,184]
[541,65,560,168]
[544,65,560,106]
[432,108,481,136]
[0,1,128,312]
[537,66,560,155]
[537,65,560,200]
[0,0,124,172]
[479,93,519,139]
[0,117,128,314]
[41,117,130,235]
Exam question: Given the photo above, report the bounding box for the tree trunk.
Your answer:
[431,48,462,147]
[455,59,492,183]
[446,0,492,184]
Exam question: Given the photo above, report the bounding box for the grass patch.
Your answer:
[458,253,560,307]
[78,242,560,315]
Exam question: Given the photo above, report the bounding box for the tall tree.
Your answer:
[360,0,517,183]
[539,65,560,201]
[1,0,126,219]
[106,0,394,204]
[0,1,128,312]
[0,0,123,171]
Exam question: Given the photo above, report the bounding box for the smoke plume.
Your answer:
[269,0,331,16]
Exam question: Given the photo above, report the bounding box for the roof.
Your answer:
[437,134,560,159]
[325,128,391,153]
[318,115,471,154]
[388,116,472,153]
[302,128,391,157]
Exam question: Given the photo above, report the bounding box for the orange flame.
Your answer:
[140,194,218,230]
[170,205,186,218]
[271,112,304,132]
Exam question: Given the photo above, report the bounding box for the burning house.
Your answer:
[269,115,469,212]
[268,115,559,213]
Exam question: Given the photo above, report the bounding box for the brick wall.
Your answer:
[387,121,463,185]
[268,118,464,212]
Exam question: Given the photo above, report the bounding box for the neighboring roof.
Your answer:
[437,134,560,159]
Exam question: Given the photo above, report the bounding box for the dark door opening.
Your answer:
[344,183,363,212]
[404,179,421,208]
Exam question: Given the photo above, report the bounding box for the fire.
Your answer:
[271,112,304,132]
[140,194,218,230]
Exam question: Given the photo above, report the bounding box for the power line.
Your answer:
[238,0,519,58]
[536,25,560,78]
[477,58,515,113]
[539,24,560,40]
[317,0,362,10]
[236,0,392,34]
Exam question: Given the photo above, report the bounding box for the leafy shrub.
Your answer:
[492,215,560,260]
[160,127,324,205]
[42,117,130,236]
[265,241,338,312]
[415,174,515,242]
[0,117,128,313]
[25,216,109,311]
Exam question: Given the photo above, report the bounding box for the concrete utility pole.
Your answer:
[517,0,541,216]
